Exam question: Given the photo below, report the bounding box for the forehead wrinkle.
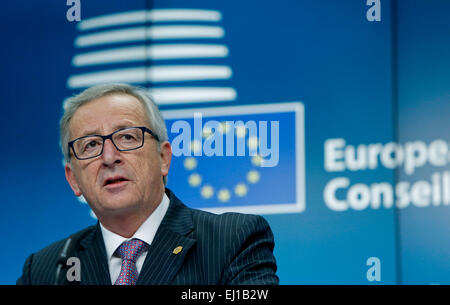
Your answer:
[70,95,148,139]
[78,121,141,137]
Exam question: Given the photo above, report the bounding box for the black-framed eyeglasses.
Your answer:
[68,126,160,160]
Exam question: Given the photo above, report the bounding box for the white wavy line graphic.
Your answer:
[149,87,237,104]
[72,44,229,66]
[75,25,225,47]
[67,65,233,88]
[78,9,222,31]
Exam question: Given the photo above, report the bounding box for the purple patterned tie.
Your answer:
[114,238,149,285]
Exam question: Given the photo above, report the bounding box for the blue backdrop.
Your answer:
[0,0,449,284]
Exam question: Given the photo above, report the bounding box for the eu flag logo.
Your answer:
[163,102,305,215]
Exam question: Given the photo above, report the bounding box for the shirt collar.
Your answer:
[99,192,170,261]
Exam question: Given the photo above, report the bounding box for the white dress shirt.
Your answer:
[99,193,170,284]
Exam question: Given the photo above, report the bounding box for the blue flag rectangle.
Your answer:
[163,102,305,214]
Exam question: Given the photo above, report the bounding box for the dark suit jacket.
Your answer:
[17,189,279,285]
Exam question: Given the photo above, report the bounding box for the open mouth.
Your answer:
[103,176,129,187]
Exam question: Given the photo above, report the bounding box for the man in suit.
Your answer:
[17,83,279,285]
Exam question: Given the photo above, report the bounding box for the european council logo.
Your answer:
[66,8,305,215]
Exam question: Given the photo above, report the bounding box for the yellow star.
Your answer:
[235,125,247,138]
[183,157,197,170]
[202,126,213,139]
[190,140,202,155]
[188,173,202,187]
[251,155,263,167]
[218,189,231,202]
[247,136,259,150]
[234,183,248,197]
[201,185,214,199]
[247,170,260,184]
[219,122,229,134]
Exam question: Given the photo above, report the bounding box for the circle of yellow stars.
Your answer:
[183,122,265,203]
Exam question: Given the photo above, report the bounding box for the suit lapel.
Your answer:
[78,224,111,285]
[71,189,195,285]
[136,189,196,285]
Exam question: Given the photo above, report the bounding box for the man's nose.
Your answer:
[101,139,122,166]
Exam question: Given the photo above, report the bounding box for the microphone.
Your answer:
[54,237,75,285]
[54,226,94,285]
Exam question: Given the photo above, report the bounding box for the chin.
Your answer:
[97,196,141,215]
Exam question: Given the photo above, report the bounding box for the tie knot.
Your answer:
[115,238,148,262]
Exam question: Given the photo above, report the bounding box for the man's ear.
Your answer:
[159,141,172,177]
[65,163,83,197]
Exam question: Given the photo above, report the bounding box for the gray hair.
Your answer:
[60,83,169,183]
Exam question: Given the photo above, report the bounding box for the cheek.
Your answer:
[137,160,159,182]
[77,165,100,193]
[133,153,162,184]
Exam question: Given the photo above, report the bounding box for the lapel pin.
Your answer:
[172,246,183,255]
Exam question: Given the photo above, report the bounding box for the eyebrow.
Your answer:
[78,124,136,138]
